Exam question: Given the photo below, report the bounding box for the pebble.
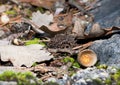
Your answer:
[47,66,117,85]
[0,81,17,85]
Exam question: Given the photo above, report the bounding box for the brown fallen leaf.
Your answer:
[20,0,58,9]
[31,11,66,34]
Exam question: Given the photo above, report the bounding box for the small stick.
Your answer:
[72,42,93,50]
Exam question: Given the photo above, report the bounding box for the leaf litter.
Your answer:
[0,0,120,84]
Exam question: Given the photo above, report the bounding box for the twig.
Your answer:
[22,18,45,34]
[47,48,78,54]
[68,0,87,14]
[72,42,93,50]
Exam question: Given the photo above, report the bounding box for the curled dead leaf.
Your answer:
[31,11,66,35]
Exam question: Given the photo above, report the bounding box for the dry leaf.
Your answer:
[20,0,57,9]
[0,44,53,67]
[31,11,53,28]
[0,5,12,13]
[0,5,7,13]
[31,11,66,33]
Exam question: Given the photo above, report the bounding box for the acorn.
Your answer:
[77,49,97,67]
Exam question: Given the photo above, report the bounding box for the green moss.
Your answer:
[62,56,75,63]
[104,78,112,85]
[97,64,108,69]
[72,62,80,68]
[0,71,16,81]
[103,69,120,85]
[5,10,17,16]
[62,56,80,69]
[0,71,42,85]
[25,38,45,46]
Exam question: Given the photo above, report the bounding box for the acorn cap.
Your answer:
[77,49,97,67]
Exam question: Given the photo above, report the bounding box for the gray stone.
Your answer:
[71,67,109,81]
[89,34,120,68]
[107,66,117,74]
[47,66,117,85]
[73,78,87,85]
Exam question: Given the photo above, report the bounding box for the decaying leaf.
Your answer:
[0,6,6,14]
[20,0,58,9]
[31,11,53,28]
[0,44,53,67]
[31,11,66,34]
[20,0,65,11]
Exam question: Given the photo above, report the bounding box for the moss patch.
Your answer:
[0,71,42,85]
